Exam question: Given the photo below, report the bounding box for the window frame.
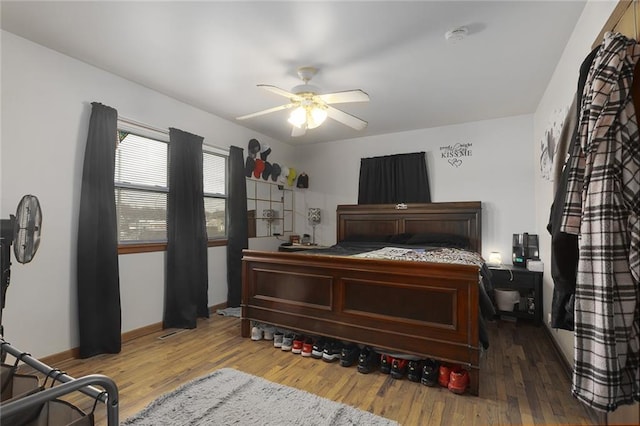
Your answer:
[114,122,228,254]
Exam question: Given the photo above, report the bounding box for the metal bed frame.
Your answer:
[0,338,119,426]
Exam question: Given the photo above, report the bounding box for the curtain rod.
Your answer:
[118,116,168,135]
[117,116,229,153]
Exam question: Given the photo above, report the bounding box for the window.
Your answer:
[114,125,228,251]
[203,149,227,239]
[115,131,168,243]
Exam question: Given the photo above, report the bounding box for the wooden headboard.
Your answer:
[336,201,482,253]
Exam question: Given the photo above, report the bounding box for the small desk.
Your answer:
[489,265,543,325]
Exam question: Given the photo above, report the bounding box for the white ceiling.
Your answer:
[0,1,586,144]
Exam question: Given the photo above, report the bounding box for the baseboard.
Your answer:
[542,324,572,380]
[37,347,80,367]
[35,301,229,367]
[542,323,607,425]
[122,322,163,343]
[208,301,228,315]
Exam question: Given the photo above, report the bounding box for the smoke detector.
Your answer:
[445,27,468,42]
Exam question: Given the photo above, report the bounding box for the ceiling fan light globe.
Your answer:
[288,106,306,128]
[307,107,327,129]
[312,107,327,124]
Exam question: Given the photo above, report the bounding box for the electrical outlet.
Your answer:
[547,313,552,325]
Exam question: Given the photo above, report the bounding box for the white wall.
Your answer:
[0,31,294,358]
[533,0,617,362]
[293,114,536,261]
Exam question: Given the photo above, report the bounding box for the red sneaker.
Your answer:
[448,367,469,394]
[292,335,304,354]
[301,338,313,357]
[438,364,451,387]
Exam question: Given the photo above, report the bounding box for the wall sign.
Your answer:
[440,143,473,168]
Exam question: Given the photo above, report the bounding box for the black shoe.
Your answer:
[340,344,359,367]
[357,346,378,374]
[421,358,440,387]
[390,358,408,379]
[322,341,342,362]
[311,337,326,359]
[380,354,393,374]
[407,360,422,382]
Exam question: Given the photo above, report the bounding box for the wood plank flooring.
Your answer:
[28,316,599,425]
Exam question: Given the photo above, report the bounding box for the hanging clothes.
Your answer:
[547,46,600,331]
[560,32,640,412]
[547,96,580,331]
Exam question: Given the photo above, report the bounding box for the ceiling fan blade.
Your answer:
[236,103,294,120]
[258,84,302,101]
[326,106,368,130]
[316,89,369,104]
[291,125,307,137]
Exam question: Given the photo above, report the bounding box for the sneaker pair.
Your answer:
[437,364,469,393]
[448,367,470,394]
[251,323,275,341]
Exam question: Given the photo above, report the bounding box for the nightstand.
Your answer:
[488,264,543,325]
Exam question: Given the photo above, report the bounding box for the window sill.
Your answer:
[118,239,228,254]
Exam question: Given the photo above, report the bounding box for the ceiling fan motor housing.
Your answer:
[291,84,321,96]
[297,66,318,83]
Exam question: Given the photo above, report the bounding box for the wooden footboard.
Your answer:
[241,250,481,395]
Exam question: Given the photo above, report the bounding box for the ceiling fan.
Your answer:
[236,67,369,137]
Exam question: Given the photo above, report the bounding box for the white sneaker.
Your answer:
[273,332,284,348]
[251,326,263,341]
[263,326,275,340]
[281,333,294,351]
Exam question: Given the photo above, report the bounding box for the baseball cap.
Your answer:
[253,158,265,178]
[271,163,281,182]
[287,167,297,186]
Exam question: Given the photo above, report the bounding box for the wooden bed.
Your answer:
[241,201,483,395]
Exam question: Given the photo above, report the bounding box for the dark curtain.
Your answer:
[77,102,121,358]
[226,146,248,307]
[358,152,431,204]
[164,128,209,329]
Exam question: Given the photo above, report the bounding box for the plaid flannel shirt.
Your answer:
[560,32,640,412]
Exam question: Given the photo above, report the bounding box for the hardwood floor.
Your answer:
[32,316,598,425]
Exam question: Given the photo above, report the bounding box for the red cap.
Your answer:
[253,159,265,178]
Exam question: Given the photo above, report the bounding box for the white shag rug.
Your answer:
[123,368,398,426]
